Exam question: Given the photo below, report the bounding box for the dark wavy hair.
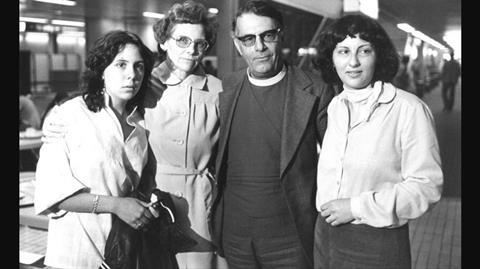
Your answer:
[152,0,218,62]
[313,14,399,87]
[81,30,154,114]
[232,0,284,32]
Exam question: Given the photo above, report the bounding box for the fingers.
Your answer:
[132,221,145,230]
[143,208,154,220]
[325,214,334,224]
[320,208,330,217]
[320,202,331,217]
[148,206,160,218]
[132,200,155,230]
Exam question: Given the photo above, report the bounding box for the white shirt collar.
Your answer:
[247,64,287,86]
[103,92,140,126]
[154,61,207,89]
[342,84,375,103]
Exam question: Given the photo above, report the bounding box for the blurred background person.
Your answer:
[440,51,461,111]
[40,91,70,128]
[20,93,43,171]
[411,56,426,99]
[20,94,41,131]
[35,30,156,269]
[392,55,412,94]
[313,14,443,269]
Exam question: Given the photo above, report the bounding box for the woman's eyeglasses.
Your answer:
[170,36,209,52]
[234,28,281,47]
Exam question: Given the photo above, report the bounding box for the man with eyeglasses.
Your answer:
[209,1,334,268]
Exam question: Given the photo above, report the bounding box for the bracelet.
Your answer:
[92,195,100,214]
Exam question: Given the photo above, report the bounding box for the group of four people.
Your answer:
[34,0,443,269]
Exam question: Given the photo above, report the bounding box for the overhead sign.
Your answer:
[343,0,378,19]
[273,0,343,18]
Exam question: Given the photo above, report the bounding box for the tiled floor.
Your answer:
[409,197,461,269]
[19,226,47,255]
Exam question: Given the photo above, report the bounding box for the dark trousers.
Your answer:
[223,212,310,269]
[442,82,457,111]
[314,214,411,269]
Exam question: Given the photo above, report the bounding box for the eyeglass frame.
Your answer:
[233,28,282,47]
[169,35,210,52]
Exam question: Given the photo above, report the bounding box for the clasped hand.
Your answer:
[319,198,354,226]
[115,197,160,230]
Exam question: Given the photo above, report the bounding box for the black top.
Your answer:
[225,77,289,217]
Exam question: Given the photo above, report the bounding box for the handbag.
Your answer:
[101,189,197,269]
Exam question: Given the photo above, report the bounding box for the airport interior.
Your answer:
[20,0,461,268]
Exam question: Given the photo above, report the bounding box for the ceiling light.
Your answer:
[412,30,447,51]
[443,29,461,58]
[33,0,76,6]
[20,22,26,32]
[397,23,415,33]
[38,25,53,32]
[397,22,448,51]
[20,16,49,24]
[208,8,219,14]
[25,32,49,43]
[142,12,165,19]
[61,31,84,37]
[51,19,85,27]
[57,35,78,45]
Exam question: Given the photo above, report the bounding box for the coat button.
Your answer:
[175,191,183,198]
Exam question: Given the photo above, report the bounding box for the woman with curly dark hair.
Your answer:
[312,14,443,269]
[35,30,157,269]
[144,1,225,268]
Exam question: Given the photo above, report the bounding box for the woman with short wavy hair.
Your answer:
[313,14,443,269]
[146,1,225,268]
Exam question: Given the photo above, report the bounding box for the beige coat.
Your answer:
[143,62,223,268]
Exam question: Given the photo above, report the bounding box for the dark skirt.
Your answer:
[314,214,411,269]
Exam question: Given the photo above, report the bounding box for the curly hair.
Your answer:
[152,0,218,62]
[313,14,399,87]
[232,0,284,32]
[81,30,154,114]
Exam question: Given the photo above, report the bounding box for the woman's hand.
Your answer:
[113,197,155,230]
[320,198,354,226]
[41,105,67,143]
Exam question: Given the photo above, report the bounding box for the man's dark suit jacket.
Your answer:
[209,64,334,265]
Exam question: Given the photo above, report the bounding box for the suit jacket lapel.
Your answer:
[216,73,246,176]
[280,67,317,178]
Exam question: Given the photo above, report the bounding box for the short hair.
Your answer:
[232,0,284,32]
[82,30,154,114]
[152,0,218,61]
[314,14,399,86]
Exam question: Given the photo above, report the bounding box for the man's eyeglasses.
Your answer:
[170,36,209,52]
[234,28,281,47]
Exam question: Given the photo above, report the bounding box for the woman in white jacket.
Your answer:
[35,30,156,269]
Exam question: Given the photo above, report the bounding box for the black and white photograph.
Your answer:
[19,0,461,268]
